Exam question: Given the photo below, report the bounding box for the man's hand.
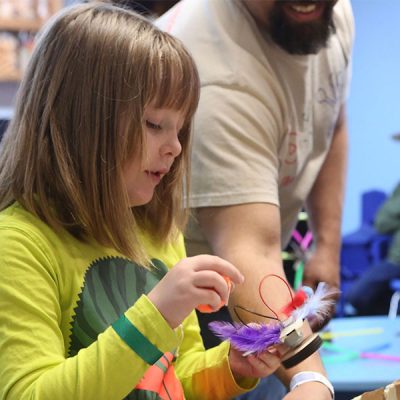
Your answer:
[303,106,347,331]
[302,248,340,331]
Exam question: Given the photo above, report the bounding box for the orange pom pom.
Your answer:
[197,275,233,313]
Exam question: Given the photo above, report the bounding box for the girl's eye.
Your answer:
[146,120,162,130]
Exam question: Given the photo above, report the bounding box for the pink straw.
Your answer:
[360,352,400,362]
[291,230,303,245]
[301,231,313,250]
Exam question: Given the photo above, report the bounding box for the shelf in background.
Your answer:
[0,71,22,82]
[0,18,43,32]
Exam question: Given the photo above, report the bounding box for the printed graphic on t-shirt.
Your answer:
[68,256,184,400]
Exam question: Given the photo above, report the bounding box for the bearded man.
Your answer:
[157,1,354,399]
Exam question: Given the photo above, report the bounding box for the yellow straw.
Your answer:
[321,327,384,340]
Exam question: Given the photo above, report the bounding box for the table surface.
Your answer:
[322,315,400,391]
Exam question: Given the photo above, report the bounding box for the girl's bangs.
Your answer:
[147,38,200,121]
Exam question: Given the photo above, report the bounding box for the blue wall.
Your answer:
[343,0,400,233]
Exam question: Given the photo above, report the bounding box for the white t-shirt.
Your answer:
[157,0,354,252]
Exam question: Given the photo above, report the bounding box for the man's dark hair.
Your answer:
[90,0,178,16]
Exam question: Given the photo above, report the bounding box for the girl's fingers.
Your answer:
[189,255,244,285]
[267,343,290,357]
[257,352,280,366]
[247,354,274,372]
[195,288,224,311]
[248,353,280,373]
[193,270,231,298]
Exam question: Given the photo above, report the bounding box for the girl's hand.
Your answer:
[229,346,283,380]
[148,255,244,328]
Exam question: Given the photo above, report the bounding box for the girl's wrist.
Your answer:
[290,371,334,399]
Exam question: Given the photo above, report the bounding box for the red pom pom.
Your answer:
[281,289,308,317]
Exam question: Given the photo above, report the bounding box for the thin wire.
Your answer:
[233,304,279,325]
[161,353,173,400]
[162,381,172,400]
[258,274,294,321]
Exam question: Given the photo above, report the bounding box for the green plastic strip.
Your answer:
[293,260,304,291]
[112,314,163,365]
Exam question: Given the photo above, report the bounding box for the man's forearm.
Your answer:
[197,203,285,318]
[306,107,348,257]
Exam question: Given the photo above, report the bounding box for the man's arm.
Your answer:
[197,203,283,312]
[303,105,348,326]
[196,203,332,399]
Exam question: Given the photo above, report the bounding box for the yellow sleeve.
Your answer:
[0,227,179,399]
[176,311,258,399]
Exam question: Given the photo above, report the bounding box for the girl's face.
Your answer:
[123,106,185,207]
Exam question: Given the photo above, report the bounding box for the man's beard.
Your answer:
[268,2,337,55]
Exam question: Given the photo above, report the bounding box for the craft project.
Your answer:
[352,380,400,400]
[208,274,338,368]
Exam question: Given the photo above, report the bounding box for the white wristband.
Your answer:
[290,371,335,399]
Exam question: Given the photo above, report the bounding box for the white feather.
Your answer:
[292,282,340,323]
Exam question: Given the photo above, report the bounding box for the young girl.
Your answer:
[0,3,282,399]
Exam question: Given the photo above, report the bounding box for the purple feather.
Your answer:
[209,321,282,354]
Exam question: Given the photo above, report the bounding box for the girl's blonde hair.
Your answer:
[0,2,200,264]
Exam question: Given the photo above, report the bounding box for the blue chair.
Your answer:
[338,190,391,316]
[361,190,387,226]
[341,190,389,275]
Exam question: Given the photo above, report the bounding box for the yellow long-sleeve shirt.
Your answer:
[0,203,256,399]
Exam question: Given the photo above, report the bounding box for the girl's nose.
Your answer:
[163,132,182,158]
